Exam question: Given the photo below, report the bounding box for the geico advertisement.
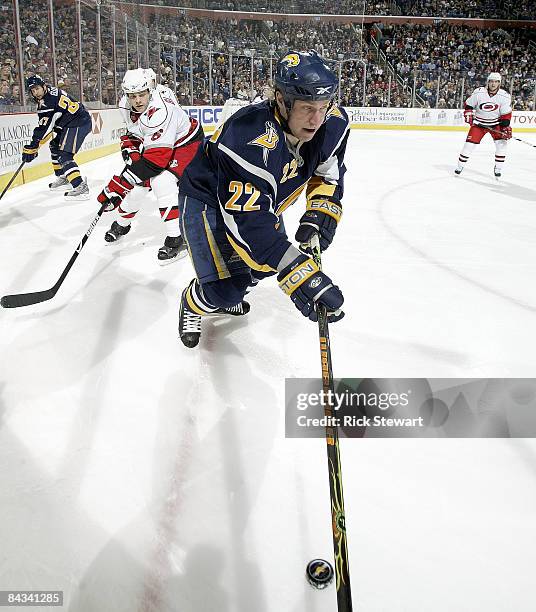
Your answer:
[183,106,223,129]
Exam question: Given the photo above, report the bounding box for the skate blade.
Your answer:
[157,250,188,266]
[64,193,91,201]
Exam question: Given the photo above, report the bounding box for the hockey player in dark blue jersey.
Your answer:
[178,51,350,348]
[22,75,92,200]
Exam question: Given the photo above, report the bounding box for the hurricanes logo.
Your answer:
[281,53,301,67]
[480,102,499,111]
[248,121,279,165]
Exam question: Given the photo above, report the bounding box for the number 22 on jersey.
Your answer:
[225,181,261,211]
[281,159,298,183]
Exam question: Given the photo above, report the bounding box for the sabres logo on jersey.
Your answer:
[281,53,300,68]
[326,105,344,120]
[248,121,279,166]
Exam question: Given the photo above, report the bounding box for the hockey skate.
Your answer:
[49,175,71,191]
[179,281,250,348]
[454,166,463,175]
[64,178,90,200]
[104,221,131,243]
[157,235,187,265]
[494,165,501,178]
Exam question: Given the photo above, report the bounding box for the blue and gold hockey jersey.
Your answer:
[30,87,91,147]
[181,100,350,271]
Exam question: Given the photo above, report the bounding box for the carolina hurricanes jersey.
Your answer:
[118,84,180,132]
[119,88,191,151]
[118,86,201,184]
[466,87,512,127]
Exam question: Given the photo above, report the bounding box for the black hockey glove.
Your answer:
[22,144,39,163]
[295,199,342,252]
[277,253,344,323]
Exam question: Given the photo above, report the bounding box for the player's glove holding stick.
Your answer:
[97,175,134,212]
[295,199,342,252]
[277,251,344,323]
[499,126,512,140]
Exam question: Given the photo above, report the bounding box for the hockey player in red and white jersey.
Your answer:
[99,68,202,263]
[455,72,512,178]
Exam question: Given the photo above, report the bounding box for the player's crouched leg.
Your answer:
[179,276,251,348]
[178,193,253,347]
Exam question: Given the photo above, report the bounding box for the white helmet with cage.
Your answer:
[121,68,153,95]
[487,72,502,83]
[143,68,157,90]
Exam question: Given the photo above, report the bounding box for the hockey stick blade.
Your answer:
[1,203,106,309]
[1,287,58,308]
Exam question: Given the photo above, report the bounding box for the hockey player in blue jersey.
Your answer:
[22,75,92,200]
[177,51,350,348]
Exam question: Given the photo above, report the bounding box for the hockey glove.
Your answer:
[500,126,512,140]
[97,175,133,212]
[120,134,142,164]
[295,199,342,252]
[277,253,344,323]
[22,144,39,163]
[463,109,474,125]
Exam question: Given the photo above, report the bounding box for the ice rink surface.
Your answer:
[1,130,536,611]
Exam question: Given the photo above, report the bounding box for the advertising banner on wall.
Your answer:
[0,109,125,180]
[3,104,535,182]
[345,107,536,131]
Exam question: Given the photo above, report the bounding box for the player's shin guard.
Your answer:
[456,142,476,174]
[158,196,184,263]
[62,159,83,188]
[494,140,507,177]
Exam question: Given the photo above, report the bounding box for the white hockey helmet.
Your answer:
[487,72,502,83]
[121,68,153,95]
[143,68,157,89]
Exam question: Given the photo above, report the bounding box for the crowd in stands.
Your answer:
[145,0,395,14]
[116,0,536,19]
[1,2,535,110]
[372,22,536,108]
[396,0,536,20]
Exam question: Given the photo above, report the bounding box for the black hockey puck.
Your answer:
[306,558,334,590]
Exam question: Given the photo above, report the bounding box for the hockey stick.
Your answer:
[0,132,56,203]
[480,125,536,148]
[1,203,107,308]
[0,161,25,202]
[309,233,353,612]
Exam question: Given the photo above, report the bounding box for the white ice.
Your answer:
[1,131,536,612]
